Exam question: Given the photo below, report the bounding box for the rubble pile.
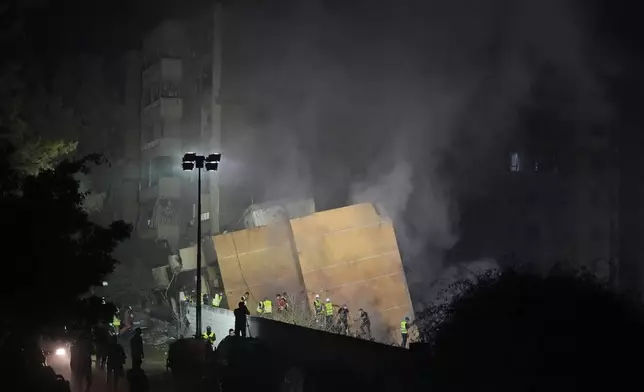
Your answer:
[141,317,177,348]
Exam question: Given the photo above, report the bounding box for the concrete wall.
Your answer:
[214,221,305,313]
[184,304,236,348]
[291,204,412,342]
[248,315,407,386]
[213,203,413,343]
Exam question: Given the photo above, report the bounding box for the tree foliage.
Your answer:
[0,154,131,332]
[0,2,77,175]
[417,268,644,392]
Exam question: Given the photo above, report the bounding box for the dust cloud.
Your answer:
[221,0,602,302]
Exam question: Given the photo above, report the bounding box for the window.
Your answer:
[161,81,179,98]
[201,212,210,221]
[150,156,175,186]
[510,152,521,172]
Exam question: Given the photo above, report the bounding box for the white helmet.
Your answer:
[315,294,320,298]
[326,298,331,302]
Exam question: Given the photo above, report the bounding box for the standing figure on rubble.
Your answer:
[357,309,372,339]
[337,304,350,335]
[241,292,250,306]
[234,301,250,337]
[313,294,324,323]
[212,292,223,307]
[276,294,286,313]
[324,298,334,328]
[262,297,273,317]
[282,292,290,312]
[256,300,265,314]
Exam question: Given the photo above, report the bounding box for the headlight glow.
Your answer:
[55,348,66,356]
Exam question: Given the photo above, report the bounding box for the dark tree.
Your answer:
[419,269,644,392]
[0,154,131,337]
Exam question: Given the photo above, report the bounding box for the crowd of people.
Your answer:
[68,309,149,392]
[186,291,413,347]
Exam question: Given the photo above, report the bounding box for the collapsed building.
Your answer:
[157,201,414,342]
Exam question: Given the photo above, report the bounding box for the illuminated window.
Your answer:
[201,212,210,221]
[510,152,521,172]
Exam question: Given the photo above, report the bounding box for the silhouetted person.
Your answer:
[106,335,126,391]
[70,331,92,392]
[425,268,644,392]
[130,327,144,370]
[234,301,250,337]
[336,304,350,335]
[126,368,149,392]
[94,321,110,370]
[357,308,372,339]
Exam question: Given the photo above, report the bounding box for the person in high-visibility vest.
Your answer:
[256,301,265,314]
[212,292,223,307]
[112,314,121,335]
[263,298,272,316]
[401,317,410,348]
[202,326,216,348]
[313,294,323,323]
[325,298,334,327]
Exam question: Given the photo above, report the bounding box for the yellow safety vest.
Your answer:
[401,320,408,334]
[256,302,264,313]
[203,332,216,343]
[113,316,121,327]
[263,300,272,313]
[325,302,333,316]
[212,294,222,307]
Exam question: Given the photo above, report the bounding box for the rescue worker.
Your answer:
[337,304,350,335]
[313,294,324,323]
[112,313,121,335]
[130,327,144,370]
[401,317,410,348]
[357,308,372,339]
[325,298,334,327]
[203,294,209,305]
[256,300,265,314]
[241,292,250,306]
[263,297,273,316]
[212,292,223,307]
[228,328,235,337]
[282,292,290,311]
[233,301,250,337]
[202,325,216,347]
[276,294,286,312]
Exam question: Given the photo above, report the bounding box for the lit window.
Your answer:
[510,152,520,172]
[201,212,210,221]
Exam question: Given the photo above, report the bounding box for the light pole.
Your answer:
[182,152,221,338]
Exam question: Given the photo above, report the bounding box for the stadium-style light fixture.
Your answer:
[180,152,221,338]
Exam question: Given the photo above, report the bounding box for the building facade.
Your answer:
[136,4,224,251]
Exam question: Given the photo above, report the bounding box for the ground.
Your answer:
[51,343,171,392]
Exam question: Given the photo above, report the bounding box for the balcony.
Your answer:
[140,176,182,201]
[143,97,183,120]
[143,57,182,82]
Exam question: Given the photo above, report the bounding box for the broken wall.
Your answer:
[213,221,305,313]
[291,203,413,342]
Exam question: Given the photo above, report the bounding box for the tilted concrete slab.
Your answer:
[213,203,414,343]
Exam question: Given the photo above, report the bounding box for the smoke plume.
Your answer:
[221,0,601,299]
